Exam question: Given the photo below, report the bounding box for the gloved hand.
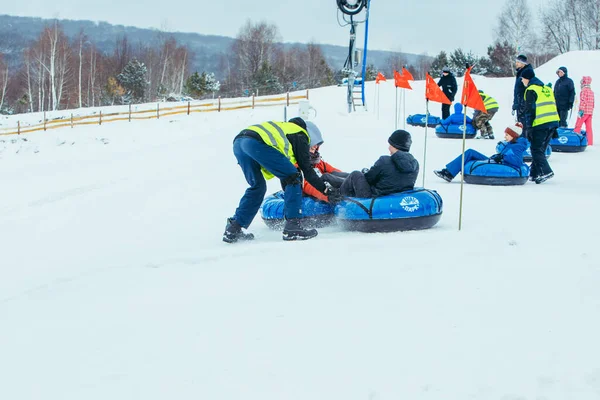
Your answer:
[568,103,574,110]
[579,110,584,118]
[490,153,503,163]
[325,187,342,205]
[497,141,504,147]
[552,128,559,139]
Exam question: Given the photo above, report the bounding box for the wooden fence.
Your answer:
[0,90,309,137]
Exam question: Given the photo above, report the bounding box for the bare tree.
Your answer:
[582,0,600,49]
[0,54,8,111]
[495,0,532,57]
[541,1,572,53]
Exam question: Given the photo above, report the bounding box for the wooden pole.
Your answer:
[71,113,73,128]
[17,121,20,135]
[157,103,160,119]
[129,104,132,122]
[218,97,221,112]
[286,92,290,106]
[458,108,468,231]
[99,110,102,125]
[187,101,190,115]
[43,111,46,131]
[306,89,309,100]
[252,94,255,109]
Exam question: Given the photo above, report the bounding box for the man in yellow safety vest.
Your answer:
[521,68,560,184]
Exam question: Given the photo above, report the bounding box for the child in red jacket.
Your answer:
[574,76,594,145]
[303,121,348,202]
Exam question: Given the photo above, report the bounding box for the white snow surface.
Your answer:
[1,51,599,399]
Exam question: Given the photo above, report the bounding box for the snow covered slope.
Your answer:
[1,51,599,400]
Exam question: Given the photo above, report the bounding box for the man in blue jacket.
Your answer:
[513,55,534,123]
[434,123,527,182]
[553,66,576,127]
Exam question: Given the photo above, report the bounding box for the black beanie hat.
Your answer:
[388,129,412,152]
[288,117,307,130]
[516,54,528,64]
[521,68,535,80]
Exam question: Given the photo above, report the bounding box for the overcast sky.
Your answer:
[3,0,521,56]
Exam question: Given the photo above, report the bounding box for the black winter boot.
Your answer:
[223,218,255,243]
[434,169,454,182]
[282,218,318,241]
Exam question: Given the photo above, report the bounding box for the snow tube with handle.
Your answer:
[260,191,335,229]
[334,188,443,233]
[435,123,477,139]
[549,128,587,152]
[496,140,551,162]
[406,114,442,128]
[463,160,530,186]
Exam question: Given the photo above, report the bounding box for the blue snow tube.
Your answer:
[496,140,551,162]
[549,128,588,152]
[334,188,443,233]
[406,114,442,128]
[435,123,477,139]
[261,191,335,229]
[463,160,530,186]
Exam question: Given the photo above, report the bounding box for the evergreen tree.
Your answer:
[117,59,148,103]
[251,61,283,95]
[365,64,378,81]
[448,49,486,76]
[184,72,206,98]
[480,41,515,77]
[430,51,449,78]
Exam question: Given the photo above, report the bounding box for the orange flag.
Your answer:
[394,70,412,90]
[425,73,451,104]
[375,72,386,84]
[461,67,487,113]
[402,66,414,81]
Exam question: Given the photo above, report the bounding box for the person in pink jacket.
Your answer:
[574,76,594,145]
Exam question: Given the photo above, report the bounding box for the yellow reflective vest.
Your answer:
[246,121,310,179]
[524,85,560,127]
[480,92,499,112]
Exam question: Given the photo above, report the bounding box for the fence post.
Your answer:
[71,113,73,128]
[43,111,46,131]
[17,121,20,135]
[286,92,290,106]
[252,94,255,109]
[129,104,132,122]
[157,103,160,119]
[99,110,102,126]
[187,101,190,115]
[306,89,309,100]
[218,97,221,112]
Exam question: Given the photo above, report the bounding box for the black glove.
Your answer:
[497,141,504,147]
[325,187,342,205]
[490,154,503,163]
[552,128,559,139]
[568,103,574,110]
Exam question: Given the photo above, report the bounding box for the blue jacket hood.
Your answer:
[453,103,463,114]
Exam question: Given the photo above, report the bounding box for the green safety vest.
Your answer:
[524,85,560,127]
[246,121,310,179]
[480,92,499,112]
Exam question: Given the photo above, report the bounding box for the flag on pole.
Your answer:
[461,67,487,113]
[425,73,451,104]
[394,70,412,90]
[402,66,414,81]
[375,72,386,84]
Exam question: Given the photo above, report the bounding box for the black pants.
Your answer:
[557,108,569,127]
[325,171,372,198]
[530,126,554,178]
[441,103,451,120]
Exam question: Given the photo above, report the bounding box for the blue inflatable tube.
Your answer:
[260,191,335,229]
[549,128,588,152]
[463,160,530,186]
[334,188,443,232]
[406,114,442,128]
[496,140,551,162]
[435,123,477,139]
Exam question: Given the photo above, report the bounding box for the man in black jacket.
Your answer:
[513,54,534,123]
[438,67,457,119]
[323,130,419,198]
[554,66,576,127]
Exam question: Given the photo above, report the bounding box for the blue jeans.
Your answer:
[446,149,489,177]
[232,137,302,228]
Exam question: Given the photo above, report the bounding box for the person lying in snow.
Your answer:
[301,121,348,202]
[434,122,528,182]
[322,129,419,198]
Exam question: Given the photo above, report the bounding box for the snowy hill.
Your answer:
[1,51,599,400]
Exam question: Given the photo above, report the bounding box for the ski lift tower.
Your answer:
[337,0,371,113]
